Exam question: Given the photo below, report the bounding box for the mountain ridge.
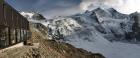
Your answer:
[20,7,140,58]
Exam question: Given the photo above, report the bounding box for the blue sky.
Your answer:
[5,0,140,18]
[6,0,81,11]
[5,0,82,18]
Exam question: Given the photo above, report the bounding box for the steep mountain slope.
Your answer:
[0,26,105,58]
[39,8,132,42]
[20,8,140,58]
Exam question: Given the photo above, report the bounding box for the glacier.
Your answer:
[21,8,140,58]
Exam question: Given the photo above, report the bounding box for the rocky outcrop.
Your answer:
[32,13,46,20]
[126,12,140,42]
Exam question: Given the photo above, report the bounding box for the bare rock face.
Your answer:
[127,12,140,42]
[32,13,46,20]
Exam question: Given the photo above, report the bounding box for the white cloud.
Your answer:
[117,0,140,14]
[80,0,140,14]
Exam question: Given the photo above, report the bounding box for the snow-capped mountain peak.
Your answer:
[20,12,46,20]
[21,8,140,58]
[20,12,35,19]
[44,8,140,58]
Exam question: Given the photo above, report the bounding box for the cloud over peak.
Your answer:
[6,0,140,18]
[79,0,140,14]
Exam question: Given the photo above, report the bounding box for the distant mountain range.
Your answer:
[20,8,140,58]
